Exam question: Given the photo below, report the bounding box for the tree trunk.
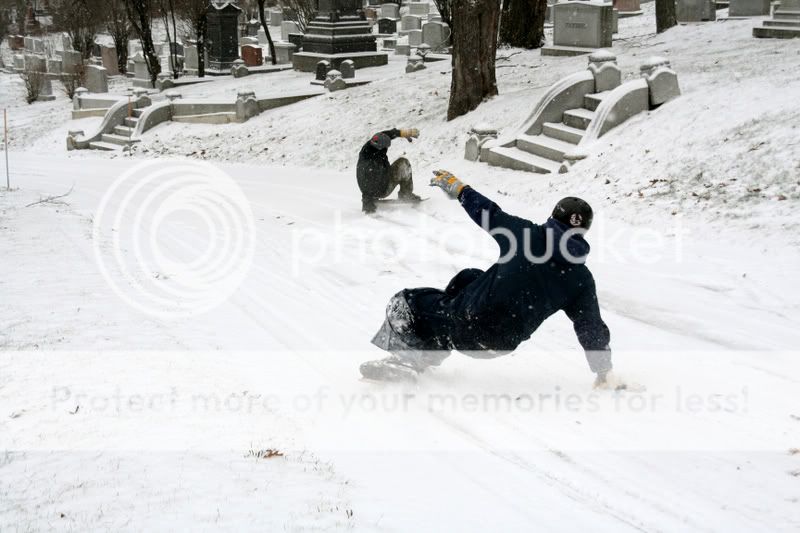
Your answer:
[125,0,161,88]
[257,0,277,65]
[112,32,129,73]
[656,0,677,33]
[447,0,500,121]
[499,0,547,48]
[196,15,207,77]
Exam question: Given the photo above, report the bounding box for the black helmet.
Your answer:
[369,132,391,150]
[552,197,593,230]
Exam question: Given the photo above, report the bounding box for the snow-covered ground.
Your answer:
[1,5,799,531]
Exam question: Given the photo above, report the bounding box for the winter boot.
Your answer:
[362,196,377,214]
[360,354,421,382]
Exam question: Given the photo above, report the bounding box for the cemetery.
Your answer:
[1,0,800,531]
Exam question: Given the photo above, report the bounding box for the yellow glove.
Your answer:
[399,128,420,141]
[429,169,466,199]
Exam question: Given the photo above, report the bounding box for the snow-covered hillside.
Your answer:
[1,5,799,532]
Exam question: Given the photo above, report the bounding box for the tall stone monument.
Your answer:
[207,1,242,73]
[292,0,388,71]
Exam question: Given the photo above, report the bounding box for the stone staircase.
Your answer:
[471,52,682,173]
[490,92,609,173]
[89,107,143,151]
[753,0,800,38]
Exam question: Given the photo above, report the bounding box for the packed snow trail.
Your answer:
[1,154,798,531]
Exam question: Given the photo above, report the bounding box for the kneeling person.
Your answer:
[357,128,422,214]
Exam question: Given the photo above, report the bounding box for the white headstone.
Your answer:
[86,65,109,93]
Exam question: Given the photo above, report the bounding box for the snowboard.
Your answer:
[375,197,429,205]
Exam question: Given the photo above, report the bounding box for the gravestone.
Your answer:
[241,44,263,66]
[293,0,387,71]
[37,76,56,101]
[24,54,46,72]
[86,65,109,93]
[207,1,242,71]
[405,54,426,73]
[408,2,430,15]
[407,29,423,46]
[24,36,33,51]
[170,42,184,55]
[275,42,297,63]
[184,45,199,75]
[257,27,268,45]
[422,21,450,49]
[61,50,82,74]
[13,54,24,71]
[8,35,24,50]
[47,59,63,74]
[378,18,398,34]
[614,0,642,15]
[132,52,152,88]
[231,59,249,78]
[128,41,142,57]
[383,37,398,49]
[729,0,770,15]
[676,0,716,21]
[395,43,411,55]
[288,33,304,50]
[381,3,400,18]
[544,1,614,54]
[402,14,422,30]
[101,45,119,75]
[316,60,331,81]
[270,9,283,26]
[247,19,261,36]
[324,70,347,91]
[240,36,259,46]
[340,59,355,78]
[281,21,301,40]
[33,38,45,53]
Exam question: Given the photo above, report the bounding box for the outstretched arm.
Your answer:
[563,279,613,377]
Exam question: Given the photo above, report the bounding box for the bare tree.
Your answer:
[656,0,677,33]
[280,0,314,32]
[447,0,500,120]
[60,62,87,98]
[106,0,131,73]
[499,0,547,49]
[174,0,208,76]
[52,0,104,59]
[432,0,452,32]
[256,0,277,65]
[20,67,45,103]
[158,0,180,78]
[125,0,161,87]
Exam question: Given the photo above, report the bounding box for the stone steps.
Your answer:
[113,125,134,137]
[763,19,800,26]
[88,141,120,151]
[123,117,140,128]
[583,91,608,112]
[542,122,585,144]
[484,146,564,174]
[562,107,596,130]
[774,10,800,18]
[516,133,575,162]
[101,133,135,146]
[753,25,800,37]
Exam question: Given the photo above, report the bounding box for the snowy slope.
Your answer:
[1,153,798,531]
[1,4,800,531]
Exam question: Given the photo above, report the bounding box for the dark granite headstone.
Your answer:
[288,33,304,50]
[316,60,331,80]
[207,2,242,71]
[377,18,397,34]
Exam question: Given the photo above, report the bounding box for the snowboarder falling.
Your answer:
[357,128,422,213]
[361,170,623,388]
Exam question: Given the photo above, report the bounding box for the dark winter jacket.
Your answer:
[403,187,612,374]
[356,129,401,198]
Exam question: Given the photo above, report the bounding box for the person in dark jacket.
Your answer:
[357,128,422,213]
[361,169,621,388]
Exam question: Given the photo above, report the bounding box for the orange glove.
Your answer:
[429,169,466,199]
